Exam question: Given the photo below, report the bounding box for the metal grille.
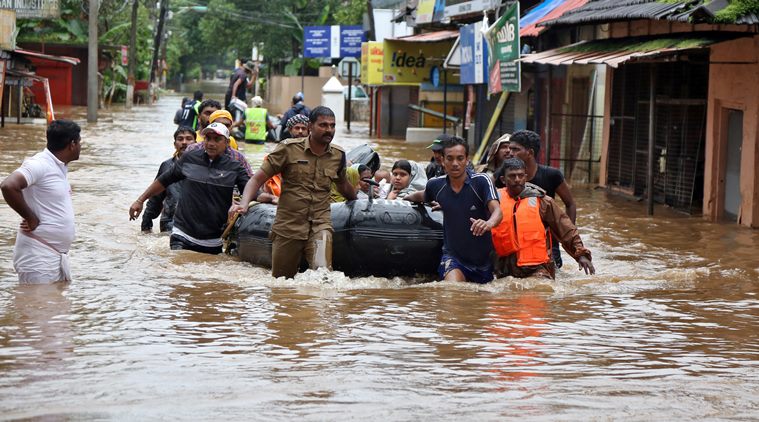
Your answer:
[548,113,604,184]
[607,61,708,213]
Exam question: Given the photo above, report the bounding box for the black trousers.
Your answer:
[170,234,222,255]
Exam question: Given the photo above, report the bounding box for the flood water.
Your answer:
[1,88,758,419]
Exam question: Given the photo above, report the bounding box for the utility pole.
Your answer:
[126,0,138,108]
[149,0,168,104]
[366,0,376,41]
[87,0,99,122]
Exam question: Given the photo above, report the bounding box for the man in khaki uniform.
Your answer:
[231,106,356,278]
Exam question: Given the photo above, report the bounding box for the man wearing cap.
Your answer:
[279,93,311,141]
[225,60,256,109]
[231,106,356,278]
[243,96,272,144]
[129,123,250,254]
[425,134,449,179]
[187,109,252,176]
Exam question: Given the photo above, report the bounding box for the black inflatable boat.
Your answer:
[233,198,444,277]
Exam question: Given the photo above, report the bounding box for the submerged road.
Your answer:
[0,92,757,419]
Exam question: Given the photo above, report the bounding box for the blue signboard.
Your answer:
[304,26,332,58]
[459,22,488,84]
[304,25,366,58]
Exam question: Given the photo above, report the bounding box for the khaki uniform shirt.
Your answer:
[261,136,347,240]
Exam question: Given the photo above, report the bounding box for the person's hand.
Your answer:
[386,190,399,200]
[228,203,248,220]
[430,201,441,211]
[19,215,40,232]
[469,218,493,236]
[129,201,143,221]
[578,256,595,275]
[271,196,279,205]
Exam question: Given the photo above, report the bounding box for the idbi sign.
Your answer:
[304,25,365,58]
[0,0,60,18]
[459,21,488,85]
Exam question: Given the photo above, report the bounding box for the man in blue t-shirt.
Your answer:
[406,136,502,283]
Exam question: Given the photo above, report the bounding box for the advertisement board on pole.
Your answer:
[361,42,384,85]
[459,21,488,85]
[382,40,457,85]
[485,2,519,63]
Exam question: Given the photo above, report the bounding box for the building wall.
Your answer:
[704,36,759,227]
[266,75,331,117]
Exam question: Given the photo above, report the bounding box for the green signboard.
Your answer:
[486,2,519,63]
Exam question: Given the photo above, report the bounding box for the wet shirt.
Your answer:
[530,165,564,198]
[142,156,181,231]
[425,172,498,268]
[158,147,250,240]
[261,137,347,240]
[227,68,248,101]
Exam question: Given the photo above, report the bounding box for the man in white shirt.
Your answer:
[1,120,82,283]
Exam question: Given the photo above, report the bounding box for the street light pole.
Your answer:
[87,0,99,122]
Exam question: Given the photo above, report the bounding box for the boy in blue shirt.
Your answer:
[406,136,502,283]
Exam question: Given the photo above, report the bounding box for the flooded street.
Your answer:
[1,91,758,419]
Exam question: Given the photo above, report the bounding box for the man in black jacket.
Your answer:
[129,123,250,254]
[141,126,196,233]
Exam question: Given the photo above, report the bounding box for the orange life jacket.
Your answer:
[491,188,551,266]
[265,174,282,197]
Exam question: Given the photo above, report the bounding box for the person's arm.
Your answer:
[404,190,425,203]
[230,169,270,217]
[257,191,279,205]
[470,199,502,236]
[555,181,577,223]
[231,76,243,100]
[141,190,166,232]
[1,171,38,231]
[540,197,594,275]
[129,179,167,220]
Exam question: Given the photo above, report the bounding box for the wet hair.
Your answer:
[510,130,541,157]
[180,97,189,106]
[391,160,412,175]
[174,126,196,140]
[46,119,81,152]
[442,135,469,157]
[292,94,303,104]
[309,106,335,123]
[494,157,527,188]
[198,99,222,114]
[193,90,203,101]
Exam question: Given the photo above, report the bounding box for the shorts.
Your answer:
[438,254,494,284]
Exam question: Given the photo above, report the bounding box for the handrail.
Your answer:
[407,104,460,124]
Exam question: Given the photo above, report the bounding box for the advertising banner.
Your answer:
[361,42,384,85]
[382,40,457,85]
[459,21,488,85]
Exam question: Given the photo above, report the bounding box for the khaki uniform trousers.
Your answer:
[271,229,332,278]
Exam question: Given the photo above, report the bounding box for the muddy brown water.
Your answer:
[0,91,757,420]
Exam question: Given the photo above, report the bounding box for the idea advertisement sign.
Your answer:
[382,39,458,85]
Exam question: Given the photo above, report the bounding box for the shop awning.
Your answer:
[12,49,80,66]
[521,0,589,37]
[518,35,734,68]
[391,29,459,43]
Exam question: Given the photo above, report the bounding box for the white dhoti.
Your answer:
[13,232,72,284]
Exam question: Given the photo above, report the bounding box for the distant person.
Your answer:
[279,94,311,141]
[243,96,272,144]
[177,91,203,130]
[491,158,594,279]
[1,120,82,283]
[477,133,510,178]
[141,126,196,233]
[225,60,256,109]
[129,123,250,254]
[405,136,502,284]
[508,130,577,268]
[425,134,448,179]
[230,106,357,278]
[174,97,189,125]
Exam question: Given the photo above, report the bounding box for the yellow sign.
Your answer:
[361,42,384,86]
[416,0,436,24]
[382,40,458,85]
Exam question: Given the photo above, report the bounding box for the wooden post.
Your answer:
[126,0,138,108]
[647,65,656,216]
[347,62,353,131]
[545,66,552,164]
[443,68,448,134]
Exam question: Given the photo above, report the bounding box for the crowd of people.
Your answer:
[1,60,596,284]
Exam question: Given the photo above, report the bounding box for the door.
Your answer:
[724,109,743,220]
